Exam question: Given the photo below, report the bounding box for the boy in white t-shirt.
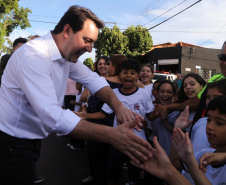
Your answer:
[76,59,154,185]
[172,96,226,185]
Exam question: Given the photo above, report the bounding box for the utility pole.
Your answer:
[105,21,116,26]
[142,6,150,16]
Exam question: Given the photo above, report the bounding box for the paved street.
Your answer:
[36,133,128,185]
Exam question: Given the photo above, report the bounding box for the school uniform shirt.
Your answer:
[182,148,226,185]
[144,83,155,102]
[184,111,196,133]
[102,87,154,140]
[151,111,180,155]
[0,31,109,139]
[191,117,211,153]
[181,117,212,180]
[144,84,155,132]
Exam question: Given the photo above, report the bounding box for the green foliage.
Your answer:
[0,0,31,52]
[123,25,153,58]
[94,25,153,59]
[83,57,94,70]
[2,37,13,54]
[94,25,128,58]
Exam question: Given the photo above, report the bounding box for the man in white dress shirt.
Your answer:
[0,5,152,185]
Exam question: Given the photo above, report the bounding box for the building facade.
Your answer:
[141,42,221,80]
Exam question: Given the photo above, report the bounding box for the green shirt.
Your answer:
[198,73,225,99]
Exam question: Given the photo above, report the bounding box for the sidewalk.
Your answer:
[37,133,128,185]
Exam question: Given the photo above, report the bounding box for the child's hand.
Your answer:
[70,100,75,105]
[156,104,167,116]
[174,106,192,131]
[199,153,226,173]
[135,80,144,88]
[74,105,87,119]
[153,106,160,117]
[172,128,193,163]
[160,112,169,120]
[131,136,173,180]
[131,117,145,132]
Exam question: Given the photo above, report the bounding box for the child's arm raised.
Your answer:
[161,96,200,112]
[174,106,193,131]
[75,105,106,120]
[169,106,193,169]
[131,136,192,185]
[172,128,212,185]
[70,100,82,106]
[199,152,226,173]
[147,105,159,121]
[160,112,174,132]
[169,135,183,170]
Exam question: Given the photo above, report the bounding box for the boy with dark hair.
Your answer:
[172,96,226,184]
[12,38,28,49]
[76,59,154,185]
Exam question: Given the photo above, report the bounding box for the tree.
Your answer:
[123,25,153,58]
[83,57,93,70]
[94,25,153,61]
[94,25,128,58]
[0,0,31,53]
[2,37,13,54]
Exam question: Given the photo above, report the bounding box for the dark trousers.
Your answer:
[64,95,76,111]
[0,131,41,185]
[88,140,110,185]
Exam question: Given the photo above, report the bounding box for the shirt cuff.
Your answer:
[88,77,109,95]
[53,109,81,136]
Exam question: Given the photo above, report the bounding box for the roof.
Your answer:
[151,42,202,50]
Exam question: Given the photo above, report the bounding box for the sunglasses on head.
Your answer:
[218,54,226,61]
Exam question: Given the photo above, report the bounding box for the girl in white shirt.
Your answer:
[139,64,154,100]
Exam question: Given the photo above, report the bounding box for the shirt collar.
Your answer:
[44,31,65,62]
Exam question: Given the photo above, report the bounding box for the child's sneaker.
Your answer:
[66,143,71,147]
[35,176,45,184]
[125,181,136,185]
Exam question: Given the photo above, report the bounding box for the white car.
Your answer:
[152,73,176,83]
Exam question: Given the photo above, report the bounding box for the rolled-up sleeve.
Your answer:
[69,61,109,95]
[53,109,81,135]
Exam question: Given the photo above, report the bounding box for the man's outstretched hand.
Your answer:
[111,116,152,164]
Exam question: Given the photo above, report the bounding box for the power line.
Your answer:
[150,31,226,33]
[117,28,226,33]
[30,15,59,19]
[141,0,187,27]
[105,0,117,21]
[199,22,226,46]
[129,0,168,26]
[127,0,165,25]
[29,19,57,24]
[147,0,202,30]
[29,17,224,35]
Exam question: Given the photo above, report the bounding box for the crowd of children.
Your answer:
[64,41,226,185]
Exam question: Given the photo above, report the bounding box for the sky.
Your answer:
[7,0,226,62]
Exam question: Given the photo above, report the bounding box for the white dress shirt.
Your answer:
[0,32,109,139]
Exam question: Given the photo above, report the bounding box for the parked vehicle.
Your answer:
[152,72,176,83]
